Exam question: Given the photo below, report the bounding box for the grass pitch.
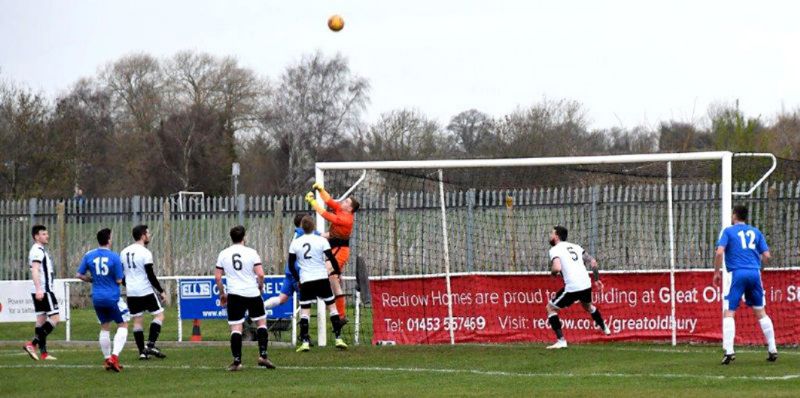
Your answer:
[1,342,798,397]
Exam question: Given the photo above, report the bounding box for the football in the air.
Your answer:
[328,15,344,32]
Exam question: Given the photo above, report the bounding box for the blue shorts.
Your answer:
[726,269,764,311]
[279,272,298,296]
[94,298,130,324]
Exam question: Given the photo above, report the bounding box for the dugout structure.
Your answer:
[315,152,786,346]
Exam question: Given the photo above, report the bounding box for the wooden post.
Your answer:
[56,202,67,278]
[505,195,516,271]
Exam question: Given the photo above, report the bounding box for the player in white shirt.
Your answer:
[215,225,275,371]
[288,215,346,352]
[545,226,610,349]
[121,225,167,360]
[23,225,59,361]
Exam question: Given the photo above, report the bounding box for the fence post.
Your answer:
[29,198,37,225]
[132,195,141,225]
[56,202,67,278]
[163,199,173,306]
[388,194,398,276]
[466,189,475,273]
[237,194,246,226]
[590,185,599,256]
[274,197,284,274]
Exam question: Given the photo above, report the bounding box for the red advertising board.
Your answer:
[370,270,800,345]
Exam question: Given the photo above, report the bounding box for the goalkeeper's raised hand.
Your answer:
[312,182,325,192]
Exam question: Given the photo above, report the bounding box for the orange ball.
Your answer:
[328,15,344,32]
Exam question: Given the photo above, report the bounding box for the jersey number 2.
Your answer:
[302,243,312,260]
[737,230,756,250]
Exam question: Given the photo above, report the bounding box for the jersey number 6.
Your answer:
[232,254,243,270]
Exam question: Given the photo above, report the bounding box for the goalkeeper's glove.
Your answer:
[312,182,325,192]
[305,192,317,207]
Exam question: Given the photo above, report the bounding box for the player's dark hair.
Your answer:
[132,224,148,241]
[230,225,246,243]
[301,215,315,234]
[733,205,748,221]
[349,196,360,213]
[294,213,310,227]
[97,228,112,246]
[554,225,568,242]
[31,225,47,238]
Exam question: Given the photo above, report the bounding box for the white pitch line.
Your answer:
[600,346,800,356]
[0,364,797,381]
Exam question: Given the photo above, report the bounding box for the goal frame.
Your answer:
[314,151,776,346]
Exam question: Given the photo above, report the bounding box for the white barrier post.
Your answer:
[176,278,183,342]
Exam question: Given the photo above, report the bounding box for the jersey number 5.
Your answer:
[93,257,109,276]
[567,246,579,261]
[737,230,756,250]
[232,254,243,271]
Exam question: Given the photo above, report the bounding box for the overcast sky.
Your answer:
[1,0,798,129]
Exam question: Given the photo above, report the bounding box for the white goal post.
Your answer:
[315,151,777,346]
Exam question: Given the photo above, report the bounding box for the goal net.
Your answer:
[316,152,800,346]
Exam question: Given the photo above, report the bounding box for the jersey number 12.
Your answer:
[737,230,756,250]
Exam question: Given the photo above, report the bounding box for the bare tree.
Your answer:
[363,109,450,160]
[447,109,497,156]
[263,52,369,191]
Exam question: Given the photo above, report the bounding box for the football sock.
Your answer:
[264,297,281,309]
[759,316,777,353]
[39,321,54,353]
[299,316,310,342]
[330,315,343,338]
[590,308,607,329]
[147,320,162,348]
[257,326,269,358]
[99,330,112,358]
[112,327,128,356]
[230,331,242,363]
[548,313,564,340]
[32,326,42,347]
[722,317,735,355]
[336,296,346,320]
[133,328,145,354]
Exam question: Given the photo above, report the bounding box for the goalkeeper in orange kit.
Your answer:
[304,183,360,322]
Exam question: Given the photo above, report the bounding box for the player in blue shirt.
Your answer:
[713,205,777,364]
[264,214,321,312]
[76,228,129,372]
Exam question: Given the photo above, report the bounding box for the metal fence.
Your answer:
[2,181,799,282]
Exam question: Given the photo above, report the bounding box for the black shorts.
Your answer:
[32,292,59,316]
[550,287,592,309]
[227,294,266,325]
[127,293,164,317]
[299,279,335,309]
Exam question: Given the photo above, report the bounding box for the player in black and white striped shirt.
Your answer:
[215,225,276,371]
[121,225,167,360]
[23,225,59,361]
